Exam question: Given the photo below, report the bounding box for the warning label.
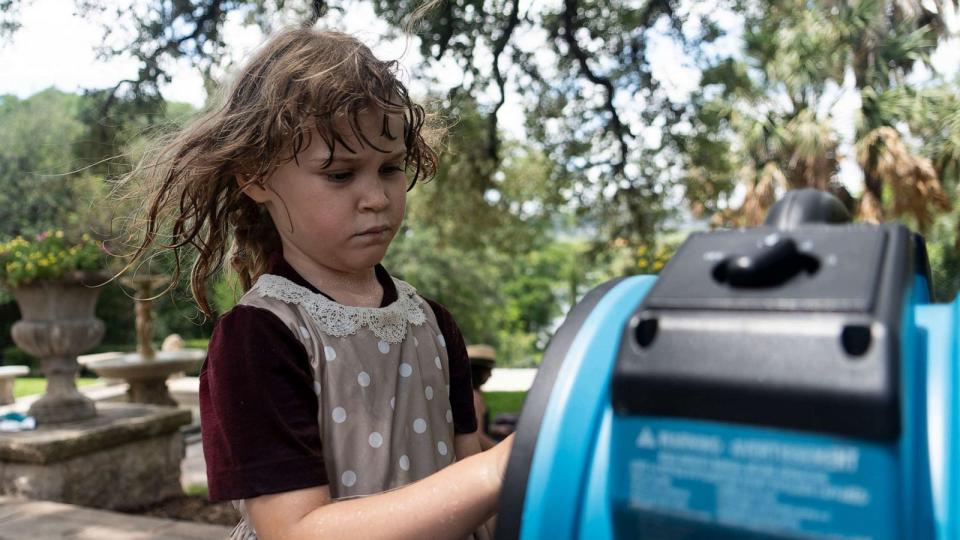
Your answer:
[623,423,892,540]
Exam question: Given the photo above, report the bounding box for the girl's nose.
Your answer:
[358,176,390,212]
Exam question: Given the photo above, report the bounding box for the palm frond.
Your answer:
[857,126,951,230]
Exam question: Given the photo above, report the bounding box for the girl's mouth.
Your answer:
[355,225,391,238]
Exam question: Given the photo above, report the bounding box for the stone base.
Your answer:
[27,390,97,424]
[0,402,192,511]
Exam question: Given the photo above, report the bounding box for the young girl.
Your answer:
[123,27,512,540]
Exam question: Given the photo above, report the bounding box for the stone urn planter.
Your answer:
[10,271,107,424]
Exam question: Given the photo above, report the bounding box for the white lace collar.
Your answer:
[251,273,426,343]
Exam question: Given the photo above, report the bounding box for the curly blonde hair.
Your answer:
[119,27,439,316]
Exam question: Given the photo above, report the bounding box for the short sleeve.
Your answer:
[200,305,329,501]
[424,298,478,434]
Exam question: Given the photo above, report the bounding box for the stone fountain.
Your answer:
[0,273,195,510]
[86,275,205,406]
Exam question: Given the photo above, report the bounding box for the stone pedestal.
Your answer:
[0,402,191,511]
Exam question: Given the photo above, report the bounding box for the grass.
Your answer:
[13,377,101,399]
[184,339,209,349]
[185,484,209,497]
[484,391,526,420]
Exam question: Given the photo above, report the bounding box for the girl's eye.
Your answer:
[325,171,353,183]
[381,164,405,176]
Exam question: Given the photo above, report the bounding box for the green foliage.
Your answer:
[679,0,960,296]
[0,89,111,238]
[0,231,103,287]
[382,94,594,365]
[210,270,243,315]
[5,0,712,256]
[0,88,208,354]
[584,232,685,284]
[386,225,588,366]
[6,1,960,371]
[147,282,217,341]
[929,238,960,302]
[925,202,960,303]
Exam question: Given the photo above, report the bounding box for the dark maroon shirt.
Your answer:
[200,256,477,501]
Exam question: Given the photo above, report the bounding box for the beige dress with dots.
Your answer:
[228,273,483,539]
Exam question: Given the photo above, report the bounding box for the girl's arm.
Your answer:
[456,431,499,537]
[246,435,513,540]
[472,390,499,451]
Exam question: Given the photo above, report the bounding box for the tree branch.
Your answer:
[100,0,226,115]
[310,0,327,23]
[560,0,631,175]
[162,0,224,57]
[487,0,521,162]
[99,78,139,116]
[433,0,455,60]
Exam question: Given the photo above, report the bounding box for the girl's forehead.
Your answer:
[304,109,406,161]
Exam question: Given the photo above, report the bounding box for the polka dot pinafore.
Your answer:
[228,273,462,539]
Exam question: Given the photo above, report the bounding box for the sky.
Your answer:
[0,0,396,107]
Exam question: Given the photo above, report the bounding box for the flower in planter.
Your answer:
[0,231,104,288]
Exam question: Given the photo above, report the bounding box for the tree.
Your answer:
[677,0,960,302]
[0,88,212,348]
[3,0,725,253]
[683,0,959,232]
[4,1,958,244]
[7,0,960,343]
[0,0,23,41]
[0,89,109,237]
[385,226,589,366]
[387,97,590,365]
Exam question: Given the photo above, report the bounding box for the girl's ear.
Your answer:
[236,175,271,204]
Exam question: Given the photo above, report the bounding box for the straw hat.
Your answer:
[467,344,496,368]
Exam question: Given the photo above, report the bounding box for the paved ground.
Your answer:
[0,497,232,539]
[0,439,229,539]
[181,433,207,490]
[484,368,537,392]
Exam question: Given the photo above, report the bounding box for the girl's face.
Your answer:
[251,108,408,275]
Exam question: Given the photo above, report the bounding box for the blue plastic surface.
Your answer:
[916,294,960,540]
[519,274,960,539]
[519,275,656,540]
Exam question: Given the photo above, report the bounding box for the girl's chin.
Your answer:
[343,249,389,269]
[297,242,392,273]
